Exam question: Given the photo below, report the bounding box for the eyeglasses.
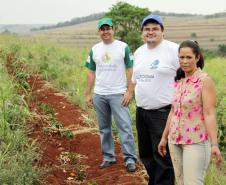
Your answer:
[143,27,161,32]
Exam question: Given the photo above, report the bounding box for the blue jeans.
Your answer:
[93,93,137,165]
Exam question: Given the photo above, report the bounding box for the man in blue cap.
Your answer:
[85,18,137,172]
[132,14,178,184]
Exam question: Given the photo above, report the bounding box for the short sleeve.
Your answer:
[124,45,133,68]
[85,49,96,71]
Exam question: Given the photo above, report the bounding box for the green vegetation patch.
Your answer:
[0,56,42,184]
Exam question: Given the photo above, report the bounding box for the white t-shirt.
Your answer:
[85,40,133,95]
[132,40,179,109]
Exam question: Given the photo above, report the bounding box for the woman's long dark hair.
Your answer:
[175,40,204,81]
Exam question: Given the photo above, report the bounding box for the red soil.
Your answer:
[26,74,146,185]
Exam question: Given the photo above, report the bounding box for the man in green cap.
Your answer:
[85,18,137,172]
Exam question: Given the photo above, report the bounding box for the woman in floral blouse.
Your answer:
[158,40,222,185]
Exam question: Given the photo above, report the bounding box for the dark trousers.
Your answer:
[136,106,175,185]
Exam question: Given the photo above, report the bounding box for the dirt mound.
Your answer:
[27,74,146,185]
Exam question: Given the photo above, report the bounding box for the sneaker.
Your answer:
[126,163,136,172]
[99,161,116,169]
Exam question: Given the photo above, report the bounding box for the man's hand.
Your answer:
[85,94,93,108]
[122,91,133,107]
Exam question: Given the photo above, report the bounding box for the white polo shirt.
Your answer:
[132,40,179,109]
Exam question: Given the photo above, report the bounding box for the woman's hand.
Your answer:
[211,145,222,166]
[158,138,168,157]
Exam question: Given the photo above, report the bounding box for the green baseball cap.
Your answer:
[98,18,113,29]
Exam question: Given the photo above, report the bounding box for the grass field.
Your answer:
[0,29,225,184]
[25,15,226,49]
[0,39,42,184]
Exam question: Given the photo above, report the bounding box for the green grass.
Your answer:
[204,58,226,158]
[0,34,225,185]
[0,54,42,184]
[205,162,226,185]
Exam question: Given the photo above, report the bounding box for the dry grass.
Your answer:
[164,16,226,49]
[25,16,226,49]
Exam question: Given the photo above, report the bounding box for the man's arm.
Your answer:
[85,70,95,107]
[122,67,134,107]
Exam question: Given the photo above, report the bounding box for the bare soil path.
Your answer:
[25,74,146,185]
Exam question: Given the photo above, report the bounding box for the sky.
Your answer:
[0,0,225,24]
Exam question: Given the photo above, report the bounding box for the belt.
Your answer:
[137,105,172,112]
[150,104,171,112]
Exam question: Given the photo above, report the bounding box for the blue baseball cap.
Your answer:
[141,14,164,29]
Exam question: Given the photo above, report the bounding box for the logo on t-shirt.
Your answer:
[99,52,117,71]
[102,52,111,63]
[150,59,159,69]
[135,73,154,82]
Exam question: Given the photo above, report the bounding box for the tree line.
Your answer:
[30,2,199,33]
[30,12,105,31]
[30,1,226,56]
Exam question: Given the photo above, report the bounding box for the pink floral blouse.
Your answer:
[168,68,209,144]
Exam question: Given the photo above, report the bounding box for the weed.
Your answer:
[39,103,74,138]
[217,95,226,158]
[68,152,80,165]
[39,103,55,115]
[205,162,226,185]
[75,165,87,181]
[62,130,74,139]
[0,53,42,184]
[87,181,99,185]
